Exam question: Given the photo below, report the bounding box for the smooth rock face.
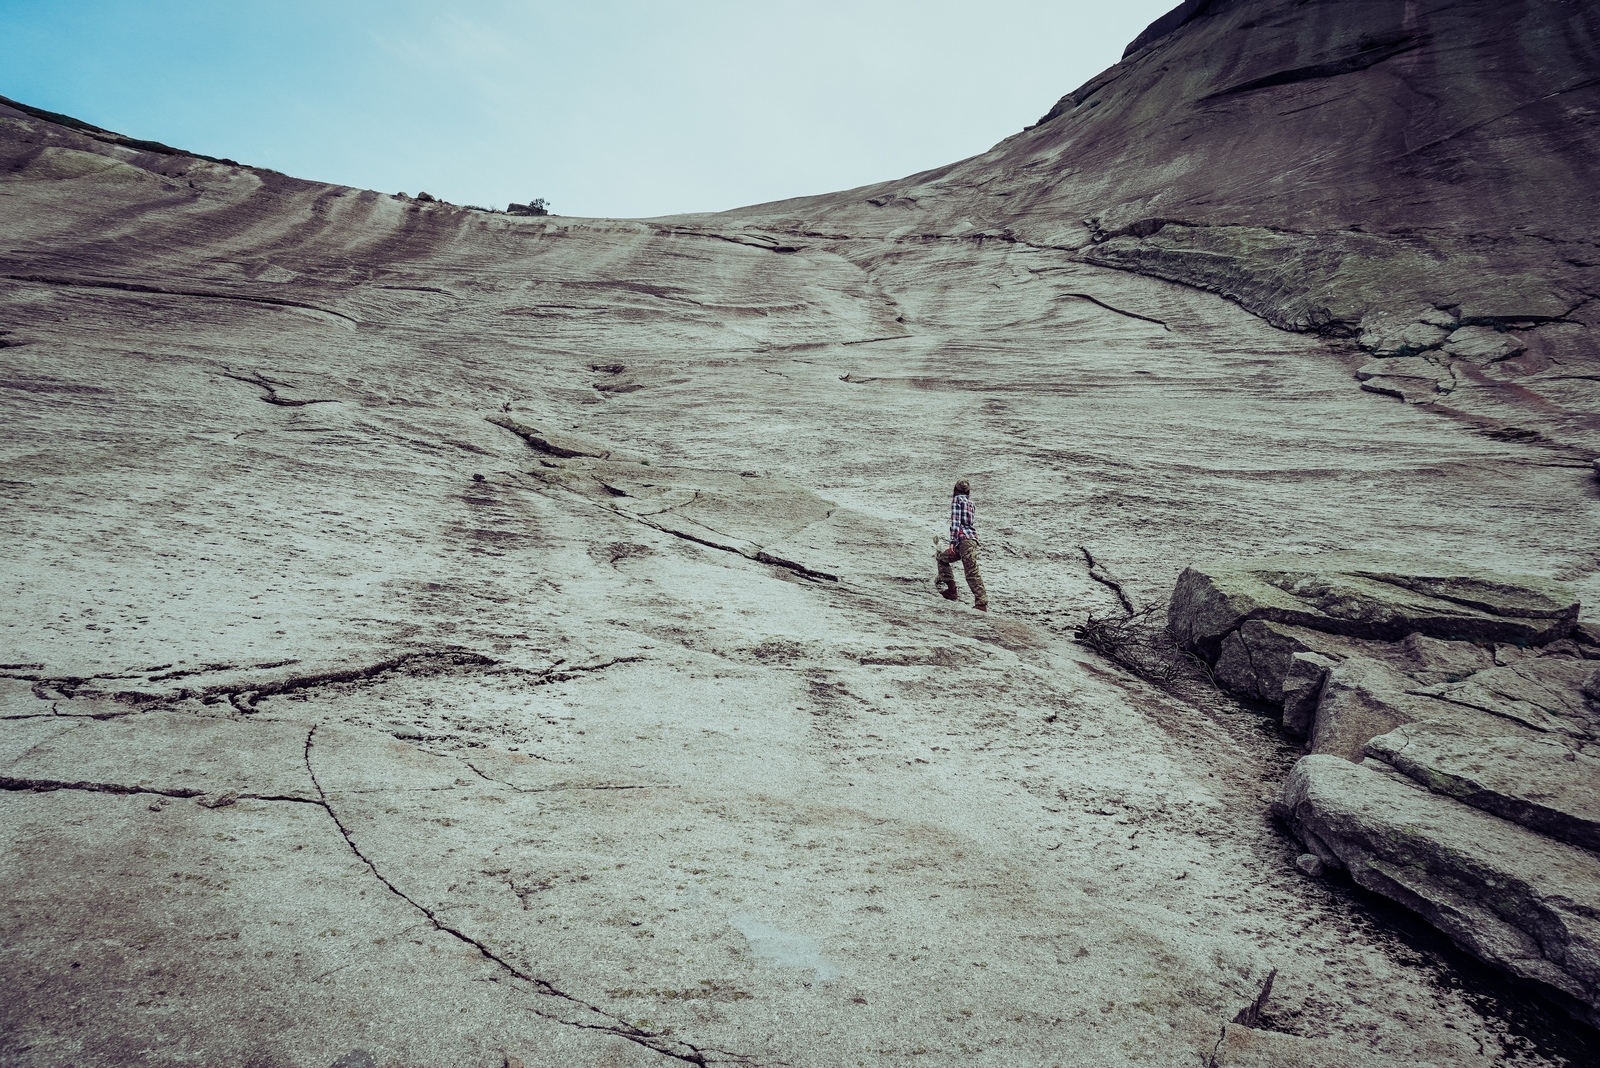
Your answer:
[4,1,1600,1065]
[727,0,1600,456]
[1170,553,1579,657]
[1280,755,1600,1028]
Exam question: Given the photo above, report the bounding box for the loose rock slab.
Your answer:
[1366,719,1600,853]
[1171,553,1600,1027]
[1169,552,1578,657]
[1279,755,1600,1028]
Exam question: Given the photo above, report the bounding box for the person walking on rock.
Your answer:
[936,479,988,611]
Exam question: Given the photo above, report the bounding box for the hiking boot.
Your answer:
[975,603,989,612]
[940,585,959,601]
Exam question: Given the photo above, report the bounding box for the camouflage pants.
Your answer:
[936,537,987,607]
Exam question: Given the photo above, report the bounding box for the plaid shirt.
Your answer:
[949,493,977,542]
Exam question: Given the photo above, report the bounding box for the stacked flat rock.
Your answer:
[1169,554,1600,1026]
[1169,552,1579,656]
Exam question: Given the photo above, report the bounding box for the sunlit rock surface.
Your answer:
[3,0,1600,1065]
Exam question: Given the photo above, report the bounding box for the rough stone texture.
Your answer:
[1170,552,1579,658]
[1280,755,1600,1028]
[1294,854,1325,879]
[1412,657,1600,737]
[1307,657,1426,762]
[1213,619,1359,707]
[1280,652,1340,739]
[5,1,1600,1065]
[1367,721,1600,853]
[1177,550,1600,1026]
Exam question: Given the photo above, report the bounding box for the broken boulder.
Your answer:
[1278,755,1600,1028]
[1443,325,1527,364]
[1170,552,1578,659]
[1355,356,1453,401]
[1366,719,1600,853]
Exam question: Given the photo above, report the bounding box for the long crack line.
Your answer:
[1,776,202,799]
[515,470,836,583]
[16,648,500,714]
[300,724,729,1066]
[0,775,322,805]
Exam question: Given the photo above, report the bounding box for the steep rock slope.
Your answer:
[716,0,1600,456]
[2,2,1599,1066]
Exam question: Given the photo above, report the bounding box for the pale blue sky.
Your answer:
[1,1,1177,218]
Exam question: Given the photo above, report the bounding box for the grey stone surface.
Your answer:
[329,1051,378,1068]
[1181,551,1600,1024]
[1294,854,1325,879]
[722,0,1600,457]
[1281,653,1341,740]
[1367,720,1600,853]
[1212,620,1355,708]
[1280,755,1600,1028]
[3,0,1600,1063]
[1444,326,1528,365]
[1397,633,1495,681]
[1355,357,1453,403]
[1412,657,1600,738]
[1307,657,1425,762]
[1170,553,1579,658]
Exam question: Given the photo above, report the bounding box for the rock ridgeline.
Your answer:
[1170,554,1600,1026]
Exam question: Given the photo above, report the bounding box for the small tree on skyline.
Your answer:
[508,197,549,216]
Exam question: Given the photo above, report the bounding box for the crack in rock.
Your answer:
[630,512,838,583]
[18,649,499,713]
[220,370,338,407]
[0,776,204,799]
[459,758,672,795]
[300,725,745,1066]
[518,656,647,689]
[0,775,320,805]
[1079,545,1138,614]
[1022,274,1172,329]
[515,469,837,584]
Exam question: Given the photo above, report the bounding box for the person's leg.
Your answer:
[936,552,959,599]
[960,538,988,608]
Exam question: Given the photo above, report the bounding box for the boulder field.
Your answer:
[3,0,1599,1065]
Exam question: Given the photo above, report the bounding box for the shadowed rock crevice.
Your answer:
[1199,31,1425,100]
[0,775,327,807]
[1078,545,1138,615]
